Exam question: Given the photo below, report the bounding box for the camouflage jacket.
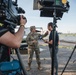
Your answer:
[26,32,47,49]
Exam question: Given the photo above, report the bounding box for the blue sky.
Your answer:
[18,0,76,33]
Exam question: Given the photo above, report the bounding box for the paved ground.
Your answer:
[12,42,76,75]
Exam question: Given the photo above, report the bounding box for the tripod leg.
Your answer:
[15,48,27,75]
[60,45,76,75]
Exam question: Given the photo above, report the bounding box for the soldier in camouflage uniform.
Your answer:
[26,26,48,71]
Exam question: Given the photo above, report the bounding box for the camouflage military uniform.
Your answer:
[26,32,41,66]
[26,26,48,70]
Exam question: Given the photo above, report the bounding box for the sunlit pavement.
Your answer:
[11,41,76,75]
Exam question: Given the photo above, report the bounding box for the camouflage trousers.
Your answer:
[28,48,41,65]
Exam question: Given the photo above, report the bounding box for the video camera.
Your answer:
[0,0,25,26]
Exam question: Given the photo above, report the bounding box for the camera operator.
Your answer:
[0,15,27,62]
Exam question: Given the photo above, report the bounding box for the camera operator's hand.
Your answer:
[20,15,27,26]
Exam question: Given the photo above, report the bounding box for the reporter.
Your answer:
[0,15,27,48]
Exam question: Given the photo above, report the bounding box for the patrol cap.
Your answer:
[30,26,36,31]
